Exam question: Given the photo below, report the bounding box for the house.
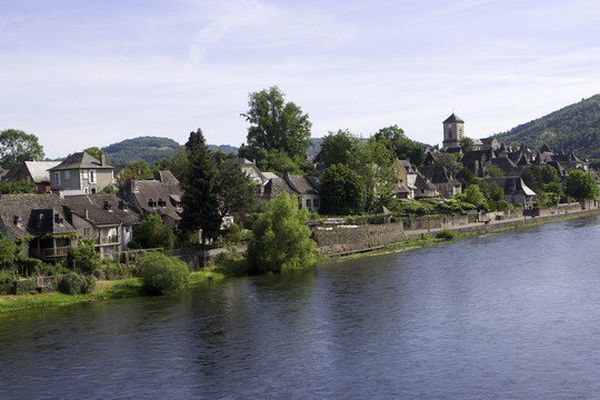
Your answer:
[262,175,322,212]
[234,158,268,186]
[397,159,418,199]
[49,151,115,195]
[414,173,439,198]
[420,164,462,198]
[62,194,140,257]
[0,193,76,261]
[124,171,183,227]
[487,177,536,207]
[3,161,61,193]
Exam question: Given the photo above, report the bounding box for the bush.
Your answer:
[14,278,37,295]
[0,270,16,295]
[57,272,97,295]
[221,223,253,245]
[132,214,175,250]
[94,263,132,280]
[137,252,190,295]
[33,262,71,277]
[435,229,456,241]
[67,240,102,274]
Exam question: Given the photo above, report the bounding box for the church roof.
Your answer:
[443,113,464,123]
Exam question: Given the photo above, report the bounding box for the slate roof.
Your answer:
[262,177,295,198]
[129,180,182,223]
[4,161,61,184]
[0,193,75,239]
[49,151,113,171]
[443,113,464,123]
[488,157,519,175]
[62,194,140,227]
[285,175,320,195]
[155,170,181,193]
[261,172,279,180]
[414,173,437,191]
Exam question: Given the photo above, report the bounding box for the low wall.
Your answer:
[312,222,405,256]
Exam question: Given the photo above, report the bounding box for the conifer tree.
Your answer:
[180,129,221,243]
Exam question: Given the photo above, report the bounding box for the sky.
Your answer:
[1,0,600,158]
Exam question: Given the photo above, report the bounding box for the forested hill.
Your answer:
[101,136,239,165]
[493,94,600,159]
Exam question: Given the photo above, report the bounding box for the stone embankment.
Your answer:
[312,201,600,257]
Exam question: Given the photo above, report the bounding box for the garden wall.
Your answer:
[312,222,405,256]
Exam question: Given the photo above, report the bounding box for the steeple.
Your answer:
[442,113,464,150]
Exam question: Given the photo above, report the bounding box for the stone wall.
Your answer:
[312,222,405,256]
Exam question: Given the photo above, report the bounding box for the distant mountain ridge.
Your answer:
[494,94,600,159]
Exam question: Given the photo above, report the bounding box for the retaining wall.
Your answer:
[312,222,405,256]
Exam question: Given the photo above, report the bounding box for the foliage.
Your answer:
[66,240,103,275]
[459,184,488,210]
[494,94,600,160]
[180,129,222,241]
[320,164,365,215]
[132,214,175,250]
[214,156,256,219]
[460,137,475,152]
[372,125,426,166]
[0,179,36,194]
[84,147,104,160]
[242,86,312,160]
[238,145,308,176]
[521,165,564,206]
[0,129,45,168]
[0,234,20,268]
[319,129,361,167]
[247,193,317,274]
[566,169,599,201]
[57,272,97,295]
[0,270,16,295]
[102,136,182,166]
[221,223,253,245]
[116,159,155,190]
[485,163,506,178]
[457,167,475,185]
[435,229,456,240]
[137,252,190,295]
[14,279,36,295]
[94,263,133,281]
[155,148,189,182]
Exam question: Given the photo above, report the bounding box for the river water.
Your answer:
[2,216,600,399]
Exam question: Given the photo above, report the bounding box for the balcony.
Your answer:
[96,236,120,246]
[30,246,70,259]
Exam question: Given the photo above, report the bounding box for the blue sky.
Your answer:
[1,0,599,157]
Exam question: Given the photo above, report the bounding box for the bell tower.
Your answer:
[442,113,464,150]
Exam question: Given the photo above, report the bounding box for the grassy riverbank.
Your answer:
[0,270,225,315]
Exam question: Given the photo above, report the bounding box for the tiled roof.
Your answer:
[49,151,113,171]
[285,175,320,195]
[4,161,61,184]
[62,194,140,227]
[130,180,182,224]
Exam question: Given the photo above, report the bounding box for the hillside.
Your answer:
[101,137,239,165]
[494,94,600,159]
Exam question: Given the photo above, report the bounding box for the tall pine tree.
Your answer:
[180,129,221,243]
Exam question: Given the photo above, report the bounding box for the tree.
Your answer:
[215,157,256,220]
[460,184,488,209]
[485,163,505,178]
[132,214,175,249]
[247,193,317,274]
[155,149,189,182]
[372,125,426,166]
[66,240,102,275]
[84,147,103,160]
[522,165,564,205]
[319,129,361,167]
[566,169,599,201]
[137,252,190,295]
[320,164,365,215]
[0,234,19,268]
[180,129,222,241]
[116,159,155,190]
[238,146,306,176]
[460,137,475,152]
[0,129,45,168]
[0,180,36,194]
[242,86,312,160]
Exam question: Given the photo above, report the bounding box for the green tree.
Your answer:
[566,169,599,201]
[319,129,361,167]
[155,149,189,182]
[137,252,190,295]
[0,180,36,194]
[215,157,257,220]
[355,139,400,210]
[372,125,426,166]
[242,86,312,160]
[247,193,317,274]
[0,234,19,268]
[238,146,306,176]
[0,129,45,168]
[320,164,365,215]
[180,129,222,242]
[522,165,564,205]
[132,214,175,249]
[460,137,475,152]
[485,164,505,178]
[66,240,102,275]
[84,147,103,160]
[116,159,155,190]
[460,184,488,209]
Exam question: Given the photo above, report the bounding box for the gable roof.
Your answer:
[263,177,295,198]
[49,151,113,171]
[285,175,320,195]
[0,193,76,238]
[443,113,464,123]
[129,180,182,224]
[62,194,140,227]
[4,161,61,184]
[488,177,536,197]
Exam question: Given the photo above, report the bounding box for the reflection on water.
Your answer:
[2,217,600,399]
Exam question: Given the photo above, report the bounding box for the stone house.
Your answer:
[124,171,183,227]
[414,173,439,199]
[262,175,322,212]
[487,177,536,207]
[396,159,418,199]
[3,161,61,193]
[0,194,76,261]
[49,151,115,195]
[62,194,140,257]
[420,164,462,198]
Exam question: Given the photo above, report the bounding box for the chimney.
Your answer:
[84,208,89,219]
[100,153,107,166]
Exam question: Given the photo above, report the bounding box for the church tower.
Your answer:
[442,113,464,150]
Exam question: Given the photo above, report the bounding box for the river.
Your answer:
[2,216,600,399]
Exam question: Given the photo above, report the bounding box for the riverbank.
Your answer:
[0,269,225,315]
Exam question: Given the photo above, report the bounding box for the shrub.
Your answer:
[137,252,190,295]
[67,240,102,275]
[0,270,16,295]
[14,278,36,295]
[33,262,71,277]
[132,214,175,250]
[221,223,253,245]
[57,272,97,295]
[435,229,456,241]
[94,262,132,281]
[15,258,44,276]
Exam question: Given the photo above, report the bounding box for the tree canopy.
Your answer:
[0,129,45,168]
[372,125,426,166]
[319,130,361,168]
[320,164,365,215]
[132,214,175,250]
[116,160,155,190]
[565,169,599,201]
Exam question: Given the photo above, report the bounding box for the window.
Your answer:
[313,198,319,208]
[83,228,91,236]
[82,170,89,179]
[306,199,311,208]
[64,170,70,180]
[91,188,97,194]
[89,170,97,183]
[54,172,61,186]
